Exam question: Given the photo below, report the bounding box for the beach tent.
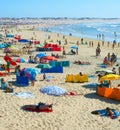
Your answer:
[16,75,29,86]
[97,87,120,101]
[40,86,66,96]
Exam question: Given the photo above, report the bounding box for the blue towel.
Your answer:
[13,92,36,98]
[92,109,120,118]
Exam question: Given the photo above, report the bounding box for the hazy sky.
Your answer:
[0,0,120,18]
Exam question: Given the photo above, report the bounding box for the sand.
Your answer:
[0,19,120,130]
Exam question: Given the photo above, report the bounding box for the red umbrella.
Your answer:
[42,56,57,61]
[10,60,17,66]
[4,55,12,62]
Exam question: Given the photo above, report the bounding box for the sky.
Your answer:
[0,0,120,18]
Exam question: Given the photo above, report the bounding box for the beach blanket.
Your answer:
[88,75,96,78]
[13,92,36,98]
[91,109,120,119]
[21,105,53,113]
[45,76,56,82]
[73,62,91,65]
[97,63,107,68]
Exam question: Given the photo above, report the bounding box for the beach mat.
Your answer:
[21,105,53,113]
[13,92,35,98]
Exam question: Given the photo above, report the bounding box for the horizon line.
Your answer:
[0,17,120,19]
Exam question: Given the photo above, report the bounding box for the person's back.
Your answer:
[1,78,13,91]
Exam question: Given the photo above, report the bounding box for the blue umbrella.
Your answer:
[71,46,78,49]
[36,53,46,58]
[21,68,40,76]
[40,86,66,96]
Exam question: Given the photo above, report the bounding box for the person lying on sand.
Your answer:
[36,102,53,110]
[64,91,83,96]
[92,107,119,119]
[73,60,90,65]
[105,107,114,117]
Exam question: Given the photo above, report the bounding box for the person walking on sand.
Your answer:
[76,47,78,55]
[30,71,36,86]
[6,60,10,75]
[118,66,120,75]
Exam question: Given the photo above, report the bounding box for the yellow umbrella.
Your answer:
[100,74,120,81]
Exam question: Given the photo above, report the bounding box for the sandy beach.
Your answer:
[0,19,120,130]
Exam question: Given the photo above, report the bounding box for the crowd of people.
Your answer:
[103,52,117,66]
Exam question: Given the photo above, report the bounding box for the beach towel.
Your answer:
[13,92,36,98]
[21,105,53,113]
[91,109,120,119]
[88,75,96,78]
[45,76,55,82]
[97,63,106,68]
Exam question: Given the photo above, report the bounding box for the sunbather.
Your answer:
[105,107,114,117]
[36,102,53,110]
[73,60,90,65]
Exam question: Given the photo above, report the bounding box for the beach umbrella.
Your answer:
[100,74,120,81]
[4,55,12,62]
[71,46,78,49]
[14,57,25,63]
[40,86,66,96]
[10,60,17,66]
[42,56,57,61]
[22,67,40,75]
[20,67,40,79]
[35,53,46,58]
[0,44,6,48]
[35,64,52,69]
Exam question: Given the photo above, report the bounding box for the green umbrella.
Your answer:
[35,64,52,69]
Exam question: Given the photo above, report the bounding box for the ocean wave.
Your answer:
[43,22,120,41]
[97,28,109,33]
[110,24,118,27]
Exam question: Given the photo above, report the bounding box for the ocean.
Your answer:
[39,21,120,42]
